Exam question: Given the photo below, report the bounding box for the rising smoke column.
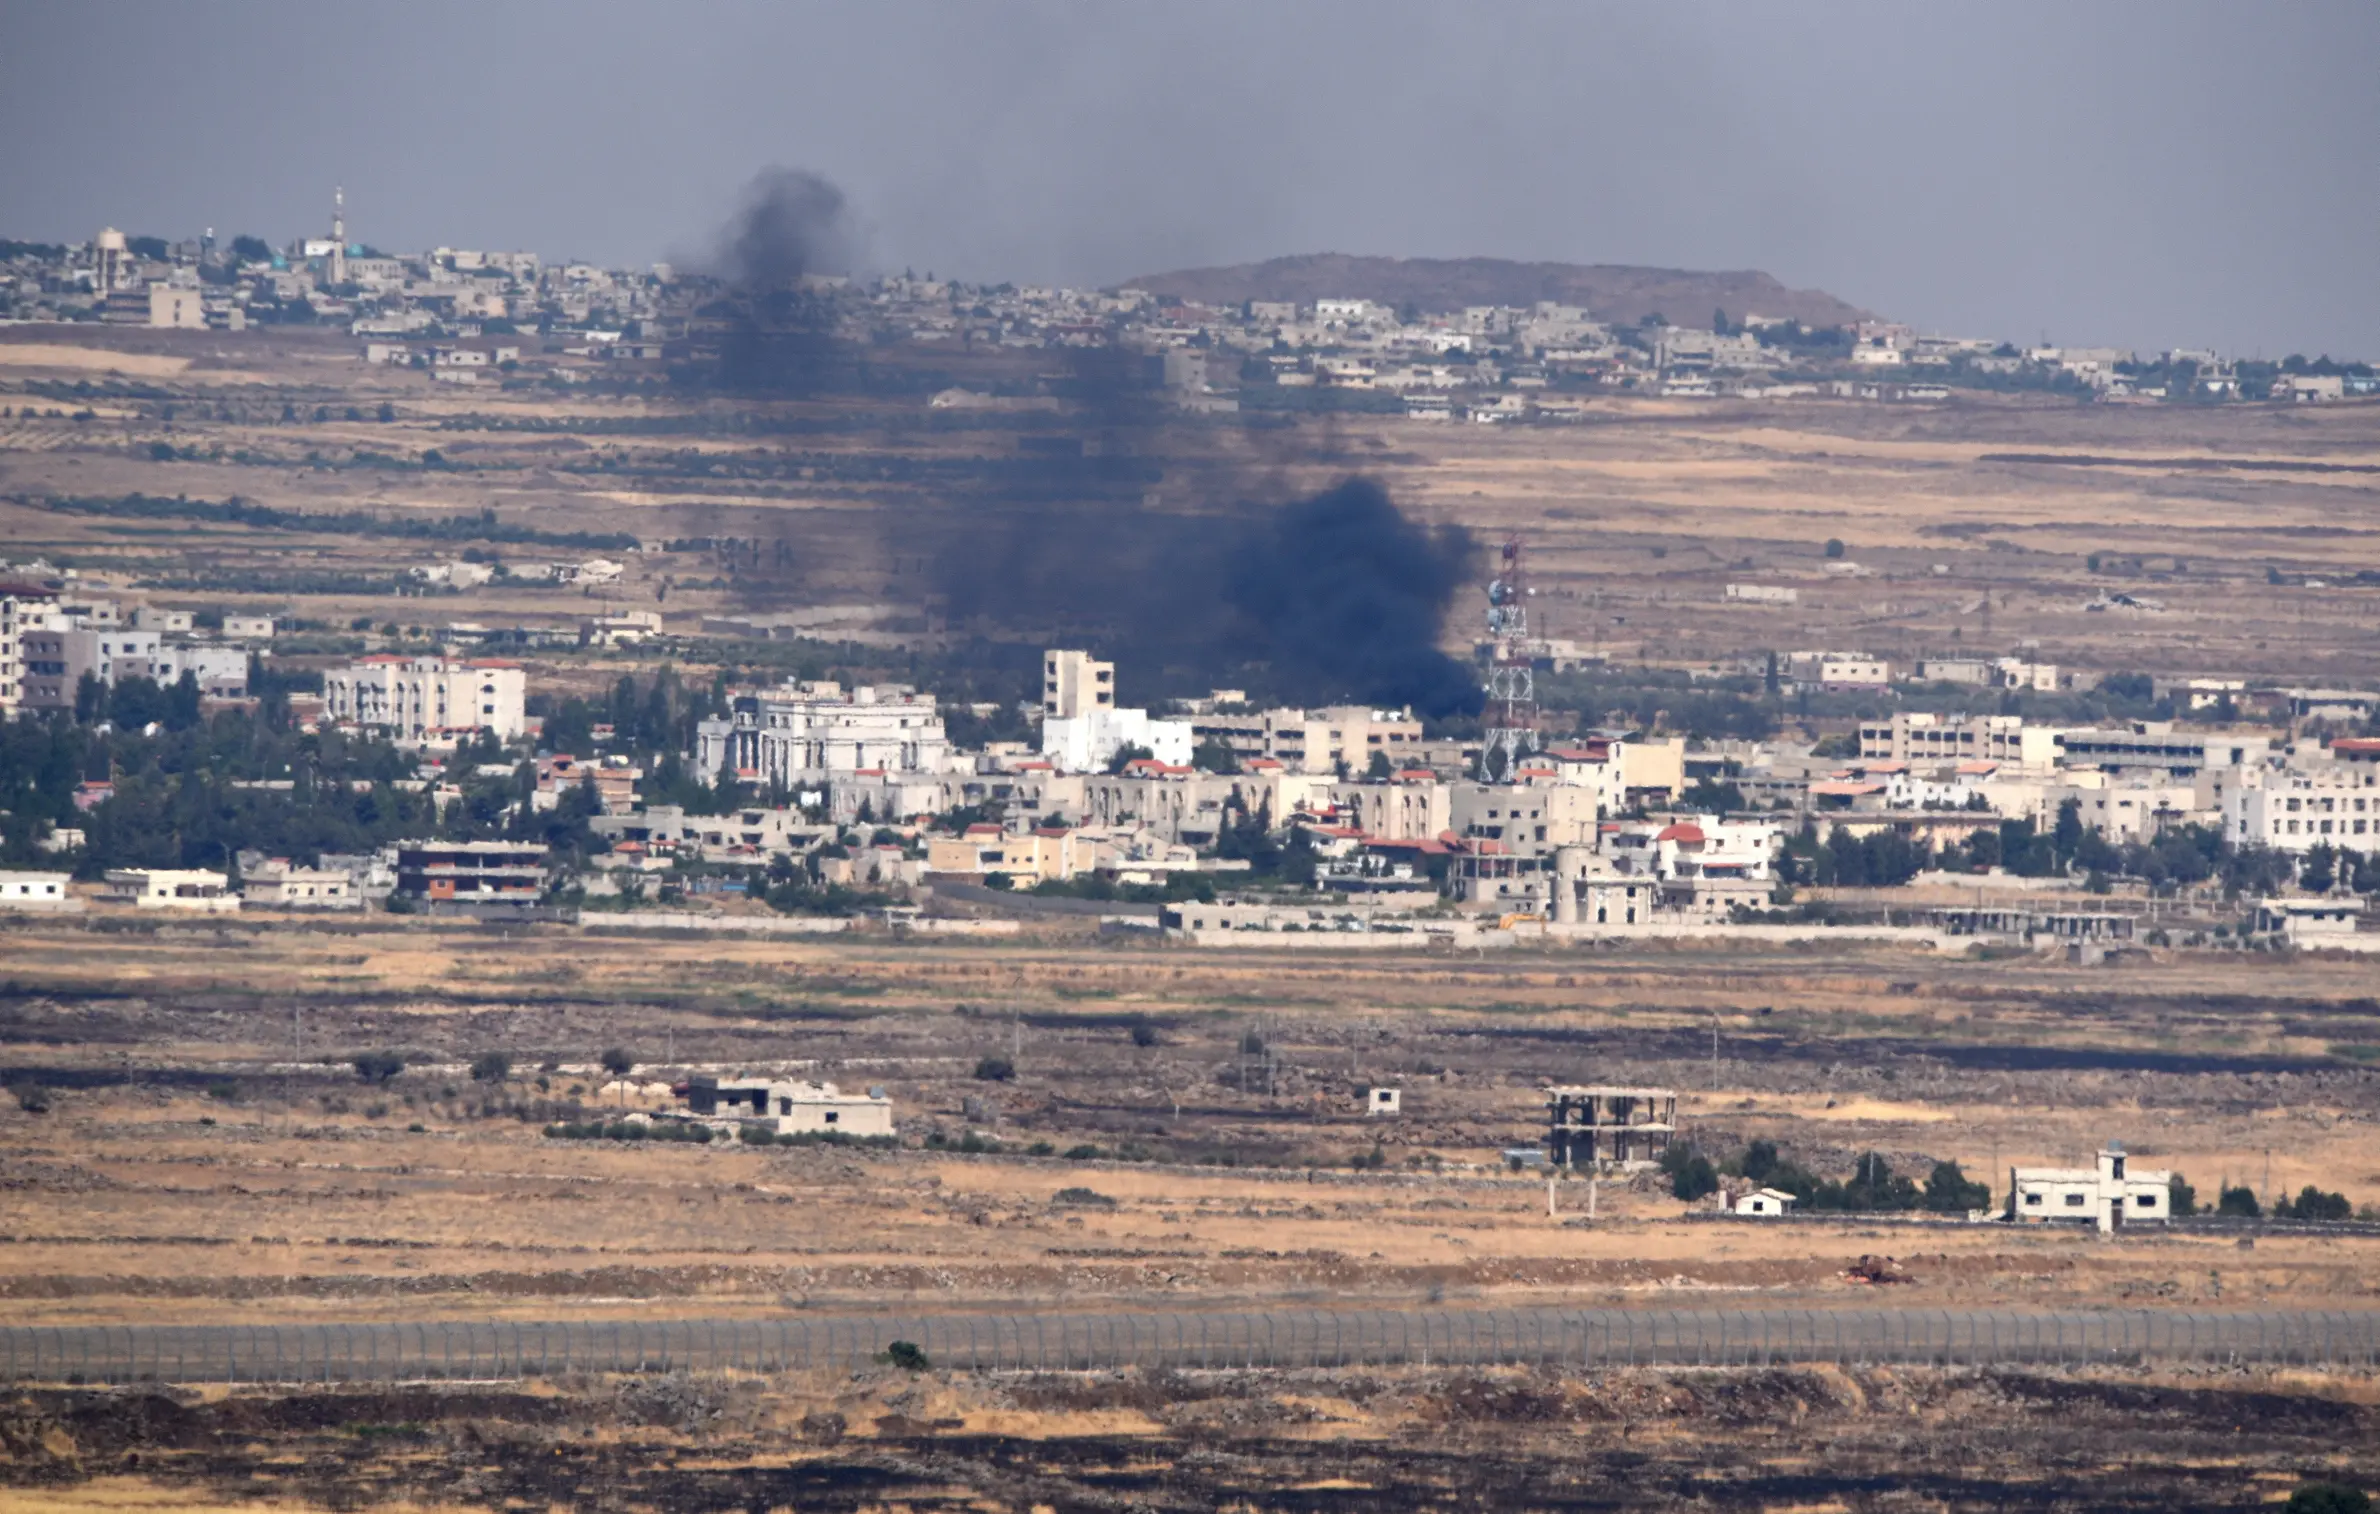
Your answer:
[705,167,859,393]
[686,170,1482,715]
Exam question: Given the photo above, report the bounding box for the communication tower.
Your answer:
[1482,536,1538,775]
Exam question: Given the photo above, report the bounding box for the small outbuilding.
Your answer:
[1365,1086,1402,1116]
[1734,1187,1799,1216]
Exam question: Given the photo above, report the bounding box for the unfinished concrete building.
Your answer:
[1545,1085,1677,1170]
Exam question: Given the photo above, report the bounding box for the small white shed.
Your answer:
[1735,1187,1799,1216]
[1365,1086,1402,1116]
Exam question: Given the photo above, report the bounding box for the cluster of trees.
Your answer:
[1663,1139,1993,1214]
[1768,807,2328,899]
[0,698,437,873]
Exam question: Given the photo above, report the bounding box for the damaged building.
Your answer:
[1545,1085,1677,1170]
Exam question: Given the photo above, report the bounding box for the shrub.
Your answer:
[2168,1174,2198,1217]
[876,1340,930,1372]
[2287,1486,2372,1514]
[352,1051,405,1085]
[2217,1183,2261,1218]
[206,1080,238,1103]
[1824,538,1846,559]
[406,1122,425,1133]
[956,1131,999,1154]
[1052,1186,1115,1208]
[973,1056,1015,1083]
[599,1047,636,1079]
[1129,1019,1160,1047]
[9,1081,51,1115]
[1025,1141,1055,1157]
[740,1124,777,1145]
[470,1053,511,1085]
[1062,1143,1104,1161]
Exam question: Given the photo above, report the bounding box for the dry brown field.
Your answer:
[3,916,2377,1331]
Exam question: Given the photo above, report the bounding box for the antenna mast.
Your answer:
[1483,536,1538,775]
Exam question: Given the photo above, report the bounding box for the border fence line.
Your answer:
[3,1309,2377,1385]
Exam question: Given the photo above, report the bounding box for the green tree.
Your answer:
[1191,738,1240,774]
[2168,1173,2197,1216]
[973,1055,1016,1082]
[2302,842,2338,894]
[1823,538,1846,559]
[1922,1159,1991,1212]
[1364,749,1394,780]
[1105,742,1155,775]
[470,1052,511,1085]
[2217,1183,2261,1218]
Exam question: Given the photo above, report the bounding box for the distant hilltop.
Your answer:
[1127,253,1872,329]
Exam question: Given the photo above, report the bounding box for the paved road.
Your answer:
[7,1307,2378,1384]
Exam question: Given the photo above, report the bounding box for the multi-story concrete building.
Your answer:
[1324,775,1452,841]
[2223,762,2380,855]
[694,680,953,786]
[1859,712,2064,776]
[323,654,527,743]
[1189,704,1427,776]
[1037,650,1191,774]
[392,840,548,902]
[0,582,59,718]
[1041,649,1114,719]
[2052,723,2269,779]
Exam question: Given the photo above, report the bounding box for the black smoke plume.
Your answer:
[1221,479,1480,717]
[681,171,1483,717]
[699,167,860,393]
[928,472,1480,718]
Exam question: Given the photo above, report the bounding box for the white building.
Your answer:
[0,871,78,911]
[102,868,239,913]
[323,655,528,743]
[2224,762,2380,855]
[1734,1188,1798,1216]
[693,681,954,786]
[1037,649,1190,773]
[685,1077,894,1137]
[2007,1143,2171,1233]
[1043,706,1195,774]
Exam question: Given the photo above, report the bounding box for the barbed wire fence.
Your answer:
[4,1308,2378,1386]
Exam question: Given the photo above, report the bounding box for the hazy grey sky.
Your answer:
[4,1,2374,356]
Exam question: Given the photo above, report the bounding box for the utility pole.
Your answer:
[1711,1010,1720,1095]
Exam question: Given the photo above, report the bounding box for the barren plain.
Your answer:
[7,326,2380,1508]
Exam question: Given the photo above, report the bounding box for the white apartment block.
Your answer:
[0,583,60,717]
[2224,763,2380,855]
[694,681,953,786]
[323,655,527,742]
